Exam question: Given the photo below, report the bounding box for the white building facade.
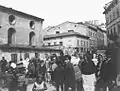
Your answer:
[43,21,106,54]
[43,32,89,55]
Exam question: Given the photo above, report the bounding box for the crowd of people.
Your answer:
[0,49,118,91]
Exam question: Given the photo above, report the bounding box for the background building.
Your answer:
[0,5,44,46]
[43,31,89,55]
[43,21,106,54]
[84,23,98,49]
[0,5,61,62]
[103,0,120,43]
[43,21,87,36]
[84,21,107,49]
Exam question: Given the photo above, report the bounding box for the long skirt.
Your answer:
[82,73,96,91]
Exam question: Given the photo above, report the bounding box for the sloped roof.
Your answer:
[44,31,89,39]
[0,5,44,21]
[84,23,97,31]
[44,21,86,32]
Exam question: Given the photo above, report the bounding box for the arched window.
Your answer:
[9,15,16,25]
[29,32,35,46]
[29,21,35,29]
[8,28,16,44]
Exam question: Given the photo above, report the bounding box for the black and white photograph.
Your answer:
[0,0,119,91]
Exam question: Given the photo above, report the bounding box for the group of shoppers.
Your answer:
[0,48,117,91]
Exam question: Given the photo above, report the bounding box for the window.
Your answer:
[106,17,109,24]
[110,14,112,21]
[9,15,16,25]
[68,30,74,32]
[84,41,86,46]
[81,47,83,52]
[89,31,90,36]
[114,27,116,35]
[56,31,60,34]
[11,54,17,63]
[29,21,35,29]
[81,40,83,46]
[113,11,116,19]
[117,8,120,17]
[77,40,79,46]
[118,25,120,34]
[8,28,16,44]
[86,41,88,47]
[29,32,35,46]
[59,41,63,45]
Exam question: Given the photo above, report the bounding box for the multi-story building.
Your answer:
[43,31,89,55]
[103,0,120,42]
[43,21,91,54]
[84,21,107,49]
[103,0,120,84]
[43,21,106,54]
[44,21,88,36]
[0,5,61,62]
[84,23,98,49]
[97,27,106,48]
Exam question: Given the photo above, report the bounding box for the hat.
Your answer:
[11,62,16,68]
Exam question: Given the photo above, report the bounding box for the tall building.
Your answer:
[103,0,120,42]
[0,5,60,62]
[43,21,89,54]
[84,23,98,49]
[84,22,107,49]
[104,0,120,85]
[44,21,87,36]
[43,31,89,55]
[43,21,106,54]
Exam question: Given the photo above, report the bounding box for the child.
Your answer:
[32,75,47,91]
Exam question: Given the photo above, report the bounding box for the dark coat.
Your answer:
[99,60,115,82]
[81,60,97,75]
[53,64,64,84]
[0,59,7,72]
[64,62,75,86]
[106,46,118,80]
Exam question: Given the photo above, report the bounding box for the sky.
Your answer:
[1,0,111,28]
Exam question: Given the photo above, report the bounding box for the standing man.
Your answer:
[64,55,76,91]
[0,56,7,73]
